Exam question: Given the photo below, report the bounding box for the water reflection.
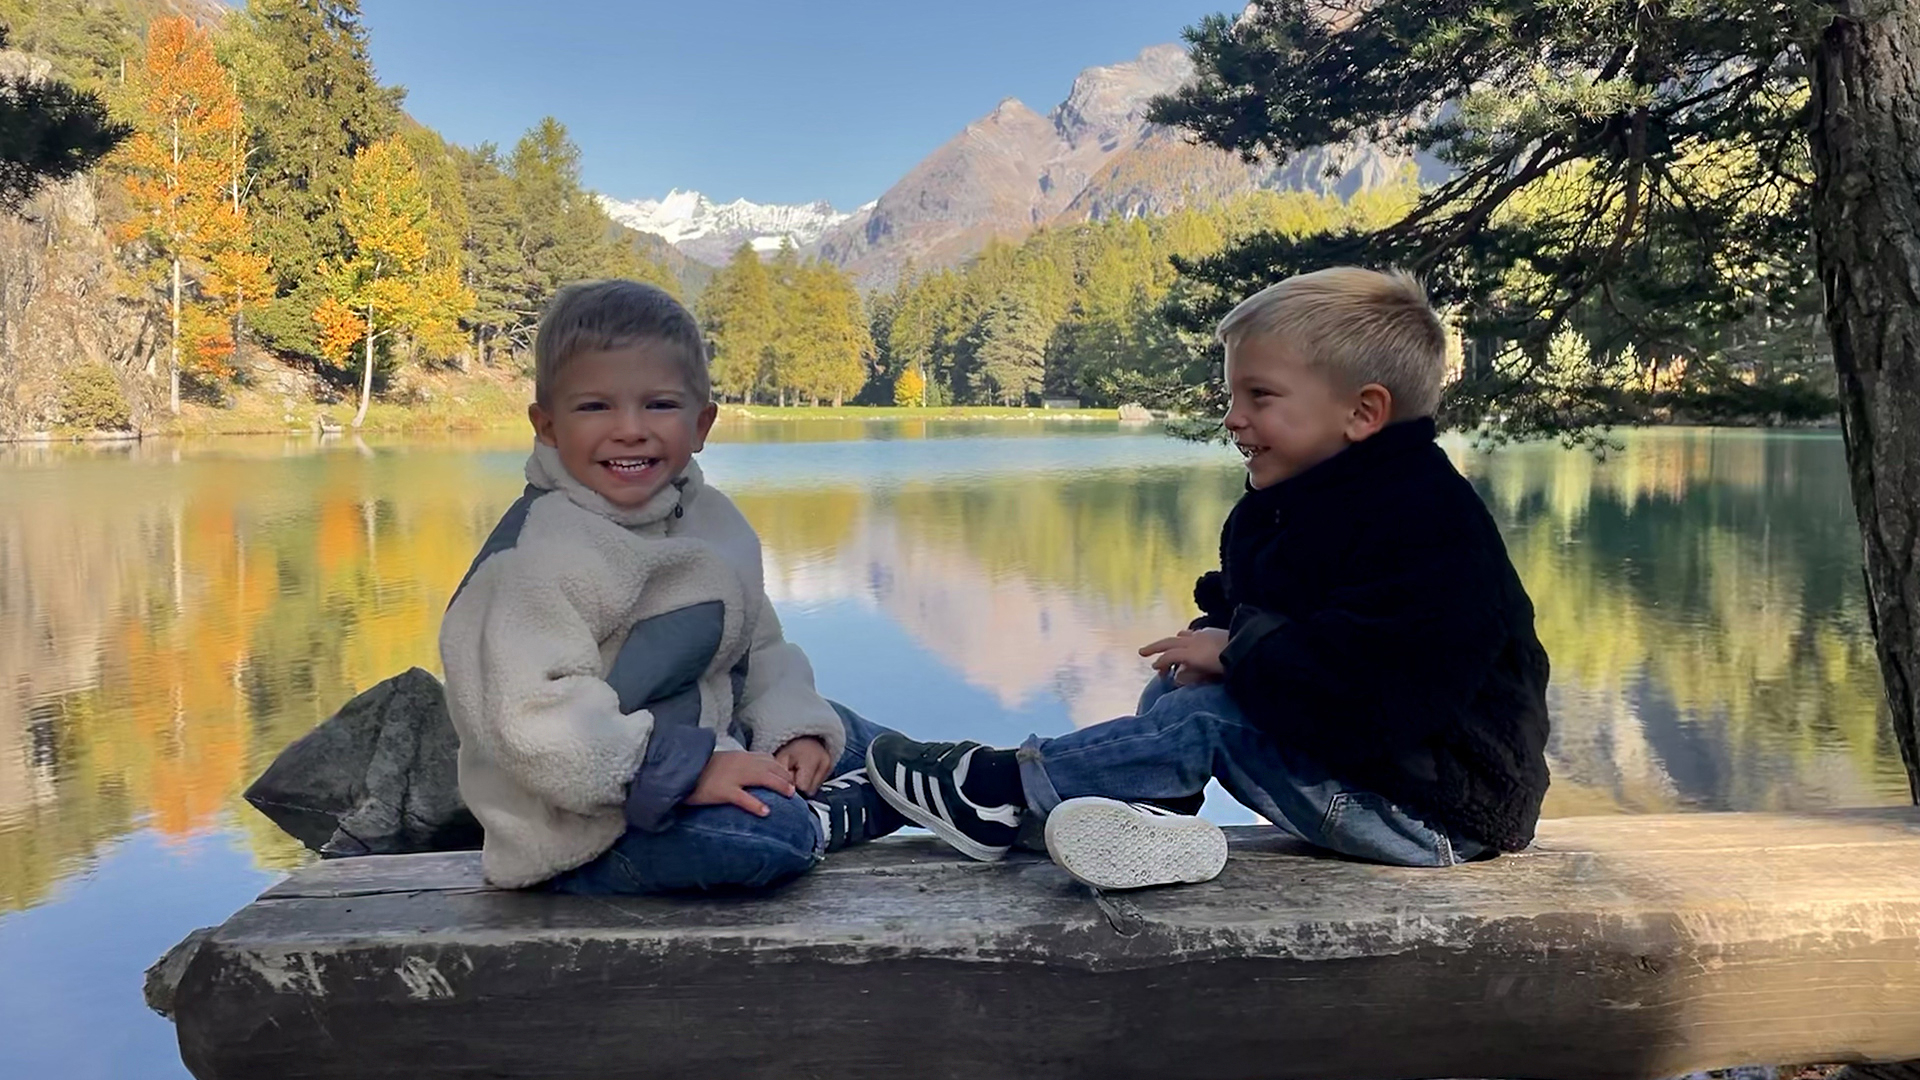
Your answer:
[0,426,1905,917]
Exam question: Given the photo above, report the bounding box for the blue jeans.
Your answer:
[547,702,892,894]
[1016,674,1486,866]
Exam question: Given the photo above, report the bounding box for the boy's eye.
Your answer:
[647,400,682,411]
[575,401,608,412]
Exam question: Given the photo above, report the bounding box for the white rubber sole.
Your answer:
[865,744,1011,862]
[1043,797,1228,890]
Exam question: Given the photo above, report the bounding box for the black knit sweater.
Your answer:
[1194,417,1552,852]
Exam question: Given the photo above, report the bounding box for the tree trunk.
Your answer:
[169,256,181,415]
[353,308,375,429]
[1809,0,1920,802]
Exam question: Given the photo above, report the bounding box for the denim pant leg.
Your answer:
[552,701,908,894]
[547,786,822,895]
[825,700,893,778]
[1016,681,1466,867]
[1136,671,1178,715]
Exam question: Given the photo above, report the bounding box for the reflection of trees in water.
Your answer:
[881,470,1243,619]
[0,446,517,912]
[730,489,865,562]
[1459,430,1899,811]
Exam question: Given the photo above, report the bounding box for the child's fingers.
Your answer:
[1140,636,1181,657]
[743,758,795,797]
[727,786,772,816]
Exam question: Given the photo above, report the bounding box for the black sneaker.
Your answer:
[865,734,1022,861]
[807,769,906,853]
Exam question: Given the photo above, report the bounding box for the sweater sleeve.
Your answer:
[623,724,716,831]
[734,588,847,762]
[1219,524,1509,756]
[448,558,658,819]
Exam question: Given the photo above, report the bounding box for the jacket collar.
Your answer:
[1241,416,1439,515]
[525,441,703,531]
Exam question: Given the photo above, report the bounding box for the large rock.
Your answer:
[244,668,481,858]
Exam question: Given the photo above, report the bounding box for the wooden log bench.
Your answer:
[146,808,1920,1080]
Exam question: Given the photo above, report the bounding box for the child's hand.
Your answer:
[1139,628,1230,686]
[774,736,834,795]
[687,751,796,816]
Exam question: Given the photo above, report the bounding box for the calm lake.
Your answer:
[0,420,1907,1078]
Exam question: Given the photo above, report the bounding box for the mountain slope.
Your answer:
[815,97,1065,283]
[814,43,1423,289]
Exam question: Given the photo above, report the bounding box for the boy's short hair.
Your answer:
[533,279,710,406]
[1216,267,1448,418]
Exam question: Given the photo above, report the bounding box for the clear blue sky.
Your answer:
[358,0,1226,209]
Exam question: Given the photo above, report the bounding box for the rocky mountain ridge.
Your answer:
[810,43,1425,288]
[606,43,1427,289]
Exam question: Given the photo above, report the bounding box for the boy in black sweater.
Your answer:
[867,268,1552,889]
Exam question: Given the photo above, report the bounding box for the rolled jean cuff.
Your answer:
[1015,734,1065,819]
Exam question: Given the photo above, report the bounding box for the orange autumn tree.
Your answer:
[116,16,265,414]
[197,102,272,379]
[314,139,472,428]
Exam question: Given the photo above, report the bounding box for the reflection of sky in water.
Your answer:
[707,433,1236,490]
[0,424,1908,1080]
[0,832,274,1079]
[450,428,1241,491]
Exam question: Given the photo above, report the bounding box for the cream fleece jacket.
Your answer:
[439,443,846,887]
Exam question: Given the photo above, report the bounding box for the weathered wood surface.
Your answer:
[153,809,1920,1080]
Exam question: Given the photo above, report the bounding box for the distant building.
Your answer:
[1041,397,1081,410]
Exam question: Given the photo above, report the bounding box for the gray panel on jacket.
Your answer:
[607,601,724,725]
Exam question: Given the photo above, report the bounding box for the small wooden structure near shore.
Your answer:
[147,808,1920,1080]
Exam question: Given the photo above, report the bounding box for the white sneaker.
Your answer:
[1043,797,1228,890]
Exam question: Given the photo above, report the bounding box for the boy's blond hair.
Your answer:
[533,279,709,407]
[1216,267,1448,418]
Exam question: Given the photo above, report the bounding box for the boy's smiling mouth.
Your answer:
[1236,442,1268,461]
[601,456,660,477]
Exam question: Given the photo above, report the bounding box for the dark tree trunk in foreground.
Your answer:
[1810,0,1920,805]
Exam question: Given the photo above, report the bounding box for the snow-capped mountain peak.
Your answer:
[598,189,857,264]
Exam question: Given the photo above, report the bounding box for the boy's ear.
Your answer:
[691,400,719,452]
[1346,383,1394,442]
[529,401,558,447]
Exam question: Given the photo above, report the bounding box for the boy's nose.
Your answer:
[610,407,651,441]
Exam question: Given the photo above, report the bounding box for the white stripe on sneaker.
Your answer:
[929,777,954,827]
